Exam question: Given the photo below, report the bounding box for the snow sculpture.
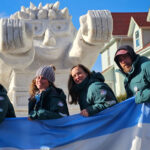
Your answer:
[0,1,113,115]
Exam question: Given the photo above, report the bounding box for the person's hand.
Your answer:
[79,10,113,45]
[80,109,89,117]
[28,117,33,121]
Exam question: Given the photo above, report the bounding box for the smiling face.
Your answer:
[71,66,88,84]
[10,2,77,61]
[35,75,50,92]
[117,53,132,73]
[30,19,76,60]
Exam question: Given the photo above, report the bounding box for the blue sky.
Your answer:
[0,0,150,72]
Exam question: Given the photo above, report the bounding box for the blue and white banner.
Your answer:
[0,97,150,150]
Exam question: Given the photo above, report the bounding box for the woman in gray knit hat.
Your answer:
[28,65,69,120]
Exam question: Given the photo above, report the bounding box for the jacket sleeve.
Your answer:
[28,99,37,119]
[0,95,9,123]
[28,99,36,113]
[135,62,150,103]
[136,89,150,103]
[7,100,16,117]
[36,97,69,120]
[86,83,117,116]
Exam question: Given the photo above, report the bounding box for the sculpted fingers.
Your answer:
[101,10,113,41]
[12,19,23,51]
[79,11,94,44]
[0,19,23,52]
[22,21,33,51]
[13,19,33,53]
[13,19,23,50]
[0,19,8,51]
[94,10,113,41]
[7,19,15,50]
[80,10,113,44]
[0,18,33,54]
[80,15,88,38]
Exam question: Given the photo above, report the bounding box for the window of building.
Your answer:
[135,30,140,47]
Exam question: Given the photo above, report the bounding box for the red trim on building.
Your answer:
[136,42,150,53]
[111,12,150,36]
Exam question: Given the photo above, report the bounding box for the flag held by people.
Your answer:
[0,97,150,150]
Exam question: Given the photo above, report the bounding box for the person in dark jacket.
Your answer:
[68,64,117,117]
[0,84,16,123]
[28,65,69,120]
[114,45,150,103]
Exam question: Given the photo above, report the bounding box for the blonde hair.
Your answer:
[29,78,38,98]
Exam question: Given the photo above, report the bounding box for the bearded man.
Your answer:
[114,45,150,103]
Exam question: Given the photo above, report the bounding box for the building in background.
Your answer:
[101,10,150,96]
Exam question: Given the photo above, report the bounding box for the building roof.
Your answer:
[111,12,150,36]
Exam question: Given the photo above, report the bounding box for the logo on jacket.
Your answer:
[100,89,107,96]
[58,101,64,107]
[0,96,4,101]
[134,86,138,92]
[0,108,3,112]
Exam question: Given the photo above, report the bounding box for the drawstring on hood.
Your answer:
[0,84,7,94]
[90,71,105,83]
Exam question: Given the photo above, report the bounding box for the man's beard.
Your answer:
[122,65,132,73]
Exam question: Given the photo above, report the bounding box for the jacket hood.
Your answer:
[90,71,105,83]
[55,87,66,101]
[41,85,66,102]
[70,71,105,94]
[114,45,137,70]
[0,84,7,94]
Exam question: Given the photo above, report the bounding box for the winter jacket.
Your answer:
[114,45,150,103]
[71,71,117,116]
[28,85,69,120]
[0,84,16,123]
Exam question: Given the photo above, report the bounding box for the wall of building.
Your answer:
[109,42,118,66]
[114,64,126,96]
[143,29,150,46]
[103,66,116,92]
[101,42,118,71]
[101,50,109,71]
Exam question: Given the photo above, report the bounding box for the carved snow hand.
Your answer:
[0,18,33,54]
[0,19,34,69]
[80,10,113,45]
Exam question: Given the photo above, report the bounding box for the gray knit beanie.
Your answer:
[36,65,55,83]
